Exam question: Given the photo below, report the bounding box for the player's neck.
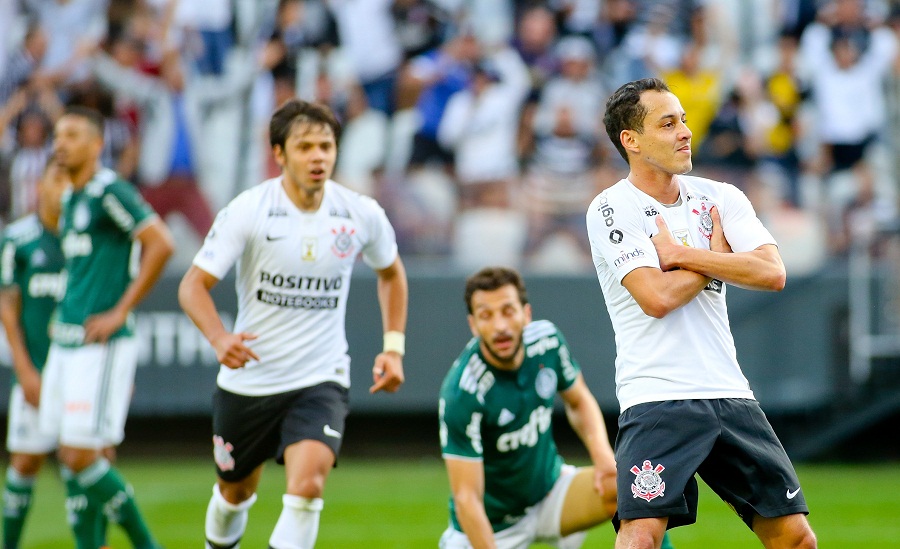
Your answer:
[627,168,680,205]
[281,177,325,212]
[38,205,59,233]
[69,162,99,191]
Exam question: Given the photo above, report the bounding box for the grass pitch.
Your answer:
[9,458,900,548]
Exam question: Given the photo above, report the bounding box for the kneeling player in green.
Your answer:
[439,267,674,549]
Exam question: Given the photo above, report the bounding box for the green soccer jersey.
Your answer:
[439,319,580,533]
[53,168,155,346]
[0,214,66,371]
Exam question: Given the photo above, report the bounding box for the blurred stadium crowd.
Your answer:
[1,0,899,274]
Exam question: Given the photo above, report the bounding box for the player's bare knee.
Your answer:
[56,447,99,473]
[287,475,326,499]
[218,481,257,504]
[9,454,44,476]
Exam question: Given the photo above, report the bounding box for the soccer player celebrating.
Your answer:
[40,106,173,549]
[438,266,674,549]
[179,98,408,549]
[0,159,67,548]
[586,78,816,548]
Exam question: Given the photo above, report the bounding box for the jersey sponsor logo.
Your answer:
[213,435,236,471]
[329,207,351,219]
[102,194,135,232]
[27,273,66,299]
[496,406,552,452]
[691,202,713,240]
[595,194,615,227]
[614,247,645,268]
[439,399,448,448]
[558,344,577,382]
[466,412,483,453]
[256,289,339,310]
[51,322,85,345]
[609,229,624,244]
[705,278,723,293]
[630,460,666,502]
[458,354,495,404]
[498,408,515,426]
[268,208,288,217]
[331,226,356,258]
[535,367,557,399]
[526,335,559,357]
[644,206,659,217]
[259,271,342,291]
[61,232,92,258]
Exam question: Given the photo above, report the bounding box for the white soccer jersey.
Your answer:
[193,178,398,396]
[587,175,776,411]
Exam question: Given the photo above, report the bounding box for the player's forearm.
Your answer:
[178,276,229,345]
[630,268,710,319]
[376,257,408,333]
[455,497,497,549]
[669,245,786,292]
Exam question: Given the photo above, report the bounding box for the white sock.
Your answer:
[205,484,257,548]
[268,494,324,549]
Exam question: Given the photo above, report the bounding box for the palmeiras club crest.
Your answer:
[691,202,713,241]
[213,435,235,471]
[631,460,666,501]
[331,225,356,258]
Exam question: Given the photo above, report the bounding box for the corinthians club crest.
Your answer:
[331,225,356,258]
[631,460,666,502]
[691,202,713,241]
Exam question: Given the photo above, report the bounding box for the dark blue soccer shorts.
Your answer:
[211,382,349,482]
[613,398,809,530]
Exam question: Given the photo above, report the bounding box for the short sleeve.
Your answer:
[359,198,398,271]
[587,191,659,283]
[102,181,156,236]
[720,184,776,253]
[439,393,484,461]
[192,197,253,280]
[0,236,19,289]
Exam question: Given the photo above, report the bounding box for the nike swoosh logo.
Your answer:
[323,425,342,438]
[266,235,287,241]
[786,487,801,499]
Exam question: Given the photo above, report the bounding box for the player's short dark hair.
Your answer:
[62,105,105,138]
[269,98,341,150]
[464,266,529,314]
[603,77,670,163]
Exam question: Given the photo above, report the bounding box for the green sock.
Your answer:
[3,468,35,549]
[661,531,675,549]
[76,459,158,549]
[62,467,105,549]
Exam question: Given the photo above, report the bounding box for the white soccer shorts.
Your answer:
[6,384,57,454]
[439,465,589,549]
[38,338,137,449]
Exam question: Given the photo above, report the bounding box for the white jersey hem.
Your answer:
[618,390,756,412]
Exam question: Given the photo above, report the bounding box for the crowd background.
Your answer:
[1,0,899,276]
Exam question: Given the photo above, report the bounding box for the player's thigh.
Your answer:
[8,384,56,457]
[212,388,296,483]
[277,382,349,466]
[549,465,616,538]
[697,399,809,530]
[37,344,65,439]
[57,339,138,449]
[615,400,718,529]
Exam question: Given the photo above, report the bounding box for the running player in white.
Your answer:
[0,159,67,549]
[439,266,675,549]
[586,78,816,549]
[40,105,173,549]
[179,98,408,549]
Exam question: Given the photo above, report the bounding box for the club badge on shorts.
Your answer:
[213,435,236,471]
[631,460,666,502]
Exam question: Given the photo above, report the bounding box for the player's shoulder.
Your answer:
[226,177,282,214]
[680,174,738,198]
[441,339,488,405]
[326,180,384,215]
[588,179,638,211]
[85,168,131,197]
[3,214,41,245]
[523,319,561,345]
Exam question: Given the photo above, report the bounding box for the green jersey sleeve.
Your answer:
[101,180,156,236]
[439,391,485,460]
[0,234,19,289]
[554,329,581,392]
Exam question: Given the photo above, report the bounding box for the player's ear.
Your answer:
[621,129,639,156]
[272,144,286,167]
[467,315,478,338]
